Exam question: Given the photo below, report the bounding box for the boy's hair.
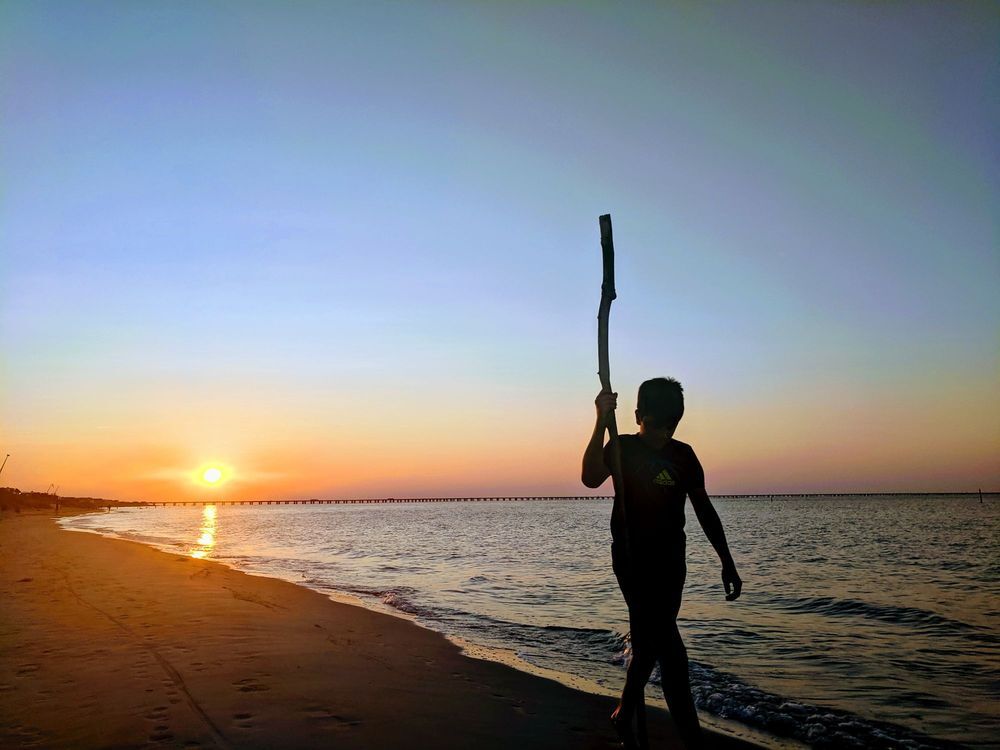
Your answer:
[637,377,684,428]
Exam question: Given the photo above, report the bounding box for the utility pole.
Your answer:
[0,454,9,478]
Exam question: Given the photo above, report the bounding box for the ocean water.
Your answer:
[62,495,998,749]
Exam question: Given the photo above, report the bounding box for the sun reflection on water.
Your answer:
[190,504,217,559]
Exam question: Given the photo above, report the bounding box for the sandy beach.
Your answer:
[0,509,761,749]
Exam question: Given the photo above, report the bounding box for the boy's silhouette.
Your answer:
[582,377,742,749]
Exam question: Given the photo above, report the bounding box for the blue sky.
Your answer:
[1,2,997,499]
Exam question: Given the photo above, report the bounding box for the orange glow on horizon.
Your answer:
[3,371,998,502]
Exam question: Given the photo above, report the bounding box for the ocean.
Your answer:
[61,495,999,749]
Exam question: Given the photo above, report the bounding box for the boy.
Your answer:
[581,377,742,749]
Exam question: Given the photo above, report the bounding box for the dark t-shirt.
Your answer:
[603,434,704,558]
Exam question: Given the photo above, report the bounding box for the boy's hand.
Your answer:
[595,390,618,424]
[722,563,742,601]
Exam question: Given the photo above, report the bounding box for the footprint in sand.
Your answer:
[233,677,270,693]
[302,706,362,729]
[12,725,44,746]
[144,705,169,721]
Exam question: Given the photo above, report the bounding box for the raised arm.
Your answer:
[581,390,616,488]
[689,485,743,601]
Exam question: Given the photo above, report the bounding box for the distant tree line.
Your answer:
[0,486,145,514]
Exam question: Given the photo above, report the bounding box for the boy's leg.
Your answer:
[659,620,702,749]
[611,546,653,747]
[612,543,649,721]
[616,627,657,720]
[658,567,703,749]
[612,605,657,749]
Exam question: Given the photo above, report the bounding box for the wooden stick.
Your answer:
[598,214,625,516]
[597,213,647,748]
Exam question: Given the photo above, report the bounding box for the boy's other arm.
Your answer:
[581,390,616,488]
[689,486,743,601]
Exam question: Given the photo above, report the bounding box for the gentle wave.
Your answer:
[762,593,997,643]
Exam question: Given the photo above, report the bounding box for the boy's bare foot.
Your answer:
[610,706,639,750]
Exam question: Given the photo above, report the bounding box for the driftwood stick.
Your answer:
[598,214,626,533]
[597,213,647,747]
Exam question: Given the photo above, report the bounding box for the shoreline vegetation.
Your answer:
[0,506,763,749]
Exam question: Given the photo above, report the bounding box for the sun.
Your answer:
[193,462,232,489]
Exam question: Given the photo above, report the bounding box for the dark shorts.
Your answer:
[612,541,686,650]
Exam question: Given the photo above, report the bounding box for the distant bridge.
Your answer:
[125,491,983,508]
[140,496,608,507]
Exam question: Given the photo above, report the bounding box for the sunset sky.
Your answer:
[2,2,997,500]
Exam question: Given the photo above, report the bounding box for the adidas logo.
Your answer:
[653,469,675,486]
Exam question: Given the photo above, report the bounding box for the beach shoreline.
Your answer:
[57,510,783,749]
[0,509,763,749]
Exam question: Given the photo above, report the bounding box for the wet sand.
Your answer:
[0,510,761,749]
